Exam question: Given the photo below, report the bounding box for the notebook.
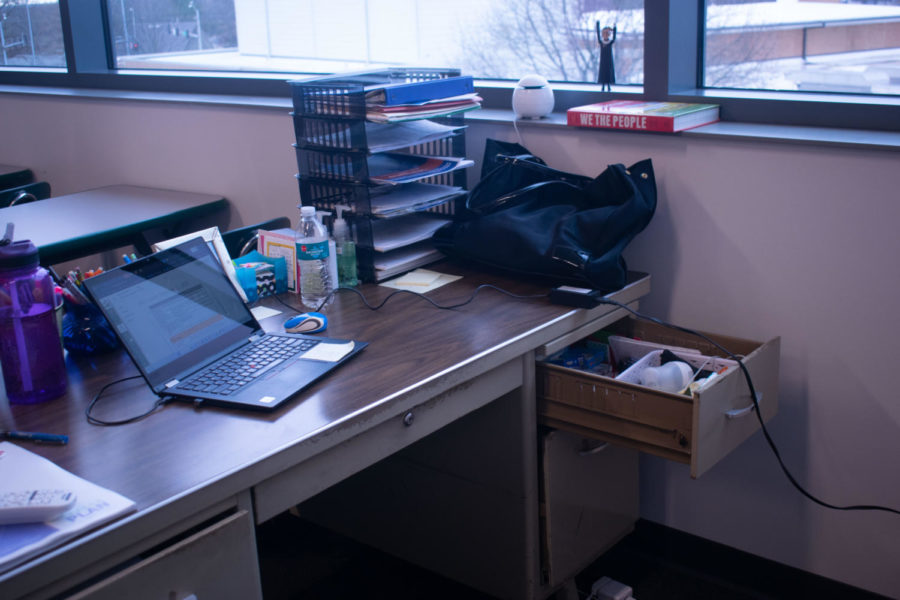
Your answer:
[83,236,366,411]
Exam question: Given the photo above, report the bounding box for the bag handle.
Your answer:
[485,179,583,214]
[467,154,589,215]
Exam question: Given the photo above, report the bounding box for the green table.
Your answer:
[0,184,227,265]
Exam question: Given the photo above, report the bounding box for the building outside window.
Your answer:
[0,0,65,68]
[705,0,900,96]
[1,0,897,105]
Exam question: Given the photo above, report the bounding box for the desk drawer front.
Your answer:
[537,318,780,478]
[67,510,261,600]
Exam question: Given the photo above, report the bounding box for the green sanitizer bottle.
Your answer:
[333,204,357,288]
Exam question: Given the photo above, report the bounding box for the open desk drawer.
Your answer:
[536,318,780,478]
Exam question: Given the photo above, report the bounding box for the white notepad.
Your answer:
[0,442,137,574]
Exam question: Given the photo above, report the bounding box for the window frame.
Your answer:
[0,0,896,132]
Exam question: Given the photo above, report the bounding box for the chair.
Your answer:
[0,181,51,208]
[0,166,34,191]
[222,216,291,259]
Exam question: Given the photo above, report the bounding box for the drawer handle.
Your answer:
[725,393,763,419]
[578,441,609,456]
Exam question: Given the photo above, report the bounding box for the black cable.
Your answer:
[314,284,549,313]
[85,375,172,426]
[269,291,303,313]
[596,298,900,517]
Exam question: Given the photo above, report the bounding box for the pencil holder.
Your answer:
[62,301,119,354]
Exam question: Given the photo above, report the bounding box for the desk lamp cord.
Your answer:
[596,298,900,517]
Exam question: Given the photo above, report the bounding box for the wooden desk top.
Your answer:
[0,262,649,595]
[0,185,227,265]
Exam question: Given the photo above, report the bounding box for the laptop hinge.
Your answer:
[165,380,180,389]
[250,333,264,343]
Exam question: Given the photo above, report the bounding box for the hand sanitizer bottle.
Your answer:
[333,204,357,287]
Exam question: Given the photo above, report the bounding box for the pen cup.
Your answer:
[62,301,120,355]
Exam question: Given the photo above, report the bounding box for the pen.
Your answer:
[1,431,69,445]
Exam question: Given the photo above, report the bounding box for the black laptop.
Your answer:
[83,236,366,411]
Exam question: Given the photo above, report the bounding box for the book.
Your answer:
[365,75,475,107]
[567,101,719,132]
[0,442,137,574]
[257,229,298,292]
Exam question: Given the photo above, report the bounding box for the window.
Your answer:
[704,0,900,96]
[0,0,896,131]
[0,0,65,68]
[105,0,645,87]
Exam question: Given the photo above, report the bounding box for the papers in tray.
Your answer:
[369,183,465,217]
[0,442,137,574]
[366,93,483,123]
[302,120,464,154]
[371,214,450,252]
[364,120,464,153]
[373,241,444,280]
[368,153,474,185]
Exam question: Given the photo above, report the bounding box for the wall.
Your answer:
[1,92,898,598]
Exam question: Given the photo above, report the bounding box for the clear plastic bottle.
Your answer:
[295,205,333,310]
[333,204,357,288]
[0,239,67,404]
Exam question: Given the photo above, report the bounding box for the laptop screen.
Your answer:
[84,237,260,391]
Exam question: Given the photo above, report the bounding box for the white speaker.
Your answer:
[512,74,554,119]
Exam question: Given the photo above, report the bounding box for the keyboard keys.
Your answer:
[179,336,318,396]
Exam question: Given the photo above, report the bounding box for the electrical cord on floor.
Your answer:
[85,375,173,426]
[596,297,900,517]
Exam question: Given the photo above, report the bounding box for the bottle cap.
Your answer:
[0,239,39,271]
[300,205,316,218]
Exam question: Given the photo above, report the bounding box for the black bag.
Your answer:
[432,139,657,292]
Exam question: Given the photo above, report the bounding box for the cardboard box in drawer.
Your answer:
[536,318,780,478]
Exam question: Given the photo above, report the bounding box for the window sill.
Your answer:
[469,108,900,151]
[3,84,899,152]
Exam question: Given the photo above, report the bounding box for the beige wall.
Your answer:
[1,91,898,597]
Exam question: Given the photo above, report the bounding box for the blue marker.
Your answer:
[1,431,69,445]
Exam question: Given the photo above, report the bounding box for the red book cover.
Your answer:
[567,100,719,132]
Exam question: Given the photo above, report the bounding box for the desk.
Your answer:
[0,185,227,265]
[0,263,653,600]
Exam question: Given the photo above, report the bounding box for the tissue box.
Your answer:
[234,251,287,302]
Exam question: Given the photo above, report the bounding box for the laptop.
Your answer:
[83,236,366,411]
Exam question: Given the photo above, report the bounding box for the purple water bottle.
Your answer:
[0,238,68,404]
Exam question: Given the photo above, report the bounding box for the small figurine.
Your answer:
[596,23,617,91]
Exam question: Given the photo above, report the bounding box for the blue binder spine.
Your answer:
[371,75,475,106]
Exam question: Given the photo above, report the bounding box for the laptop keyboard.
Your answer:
[179,336,319,396]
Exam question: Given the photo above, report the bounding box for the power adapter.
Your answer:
[590,576,635,600]
[548,285,605,308]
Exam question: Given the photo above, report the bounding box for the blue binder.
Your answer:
[367,75,474,106]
